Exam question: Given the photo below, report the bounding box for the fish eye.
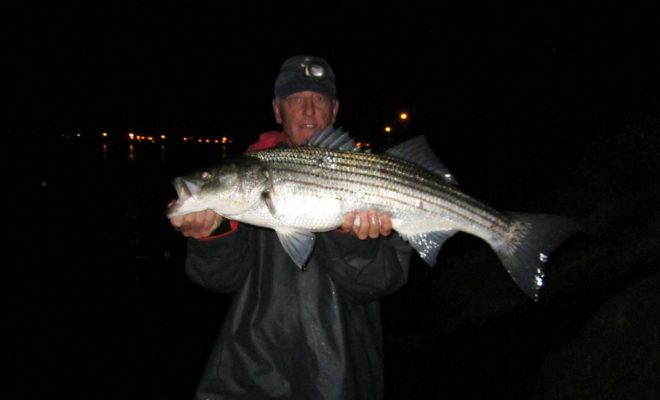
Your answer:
[201,171,213,181]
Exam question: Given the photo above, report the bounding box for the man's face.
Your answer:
[272,91,339,145]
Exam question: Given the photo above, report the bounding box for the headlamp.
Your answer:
[303,58,326,80]
[280,57,327,81]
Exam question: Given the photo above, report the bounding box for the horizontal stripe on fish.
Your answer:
[167,126,580,300]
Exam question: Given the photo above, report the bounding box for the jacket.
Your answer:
[185,131,412,399]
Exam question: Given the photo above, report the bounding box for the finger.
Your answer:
[170,215,183,229]
[341,212,356,232]
[181,211,210,237]
[379,213,393,236]
[180,214,196,237]
[202,209,218,231]
[214,213,224,229]
[208,213,224,235]
[357,211,369,240]
[368,209,380,238]
[193,210,207,227]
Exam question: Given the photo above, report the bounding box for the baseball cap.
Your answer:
[274,55,337,99]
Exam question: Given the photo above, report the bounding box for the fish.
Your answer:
[167,126,580,300]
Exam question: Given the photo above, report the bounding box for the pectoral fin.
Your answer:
[401,230,458,265]
[262,191,277,216]
[275,229,316,270]
[261,169,279,216]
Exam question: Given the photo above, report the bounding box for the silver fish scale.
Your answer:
[246,147,513,239]
[169,134,580,300]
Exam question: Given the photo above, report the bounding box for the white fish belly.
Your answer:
[268,193,345,231]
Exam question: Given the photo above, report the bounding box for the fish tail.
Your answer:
[491,212,581,301]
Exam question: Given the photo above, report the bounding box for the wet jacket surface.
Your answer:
[185,132,412,400]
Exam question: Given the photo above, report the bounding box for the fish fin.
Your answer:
[491,212,581,301]
[262,191,277,216]
[306,126,356,151]
[400,230,458,265]
[385,136,458,185]
[261,169,278,215]
[275,229,316,270]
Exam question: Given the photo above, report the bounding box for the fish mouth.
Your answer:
[172,177,201,199]
[166,177,201,218]
[165,200,182,218]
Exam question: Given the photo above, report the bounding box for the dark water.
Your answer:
[12,135,660,399]
[13,139,232,399]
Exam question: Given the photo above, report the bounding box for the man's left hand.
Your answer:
[340,209,393,239]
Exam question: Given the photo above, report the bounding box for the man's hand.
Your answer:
[340,209,393,240]
[170,209,223,239]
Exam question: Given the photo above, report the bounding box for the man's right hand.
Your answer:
[170,209,224,239]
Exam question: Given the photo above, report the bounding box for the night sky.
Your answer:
[7,2,660,399]
[7,1,659,201]
[6,2,656,148]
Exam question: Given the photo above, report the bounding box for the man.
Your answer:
[170,55,412,399]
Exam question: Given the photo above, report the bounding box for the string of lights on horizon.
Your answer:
[60,110,411,149]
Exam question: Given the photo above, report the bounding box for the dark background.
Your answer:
[5,1,660,399]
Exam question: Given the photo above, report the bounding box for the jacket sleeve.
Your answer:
[184,224,254,293]
[321,232,413,304]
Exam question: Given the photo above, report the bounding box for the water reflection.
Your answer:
[98,141,233,164]
[128,143,136,161]
[102,143,109,159]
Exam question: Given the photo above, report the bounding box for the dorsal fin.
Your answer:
[306,126,356,151]
[385,135,458,185]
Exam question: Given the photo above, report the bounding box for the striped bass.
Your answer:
[167,127,580,300]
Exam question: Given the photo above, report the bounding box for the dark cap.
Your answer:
[274,55,337,99]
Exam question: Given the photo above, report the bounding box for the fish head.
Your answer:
[166,161,269,219]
